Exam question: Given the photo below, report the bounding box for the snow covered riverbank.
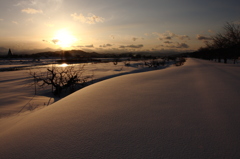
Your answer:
[1,58,240,158]
[0,59,171,117]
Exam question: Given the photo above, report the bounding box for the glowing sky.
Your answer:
[0,0,240,54]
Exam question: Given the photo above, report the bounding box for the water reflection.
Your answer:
[59,63,68,67]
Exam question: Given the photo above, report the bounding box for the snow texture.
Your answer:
[0,60,155,117]
[1,58,240,158]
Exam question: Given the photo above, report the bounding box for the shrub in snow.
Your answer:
[175,57,186,66]
[113,58,120,65]
[123,60,131,66]
[144,59,166,68]
[29,65,93,96]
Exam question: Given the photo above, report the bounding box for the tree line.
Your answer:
[191,22,240,63]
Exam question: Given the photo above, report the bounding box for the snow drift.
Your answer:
[1,58,240,158]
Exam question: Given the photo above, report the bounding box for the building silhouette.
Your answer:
[7,48,13,57]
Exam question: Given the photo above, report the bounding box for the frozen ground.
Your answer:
[1,58,240,158]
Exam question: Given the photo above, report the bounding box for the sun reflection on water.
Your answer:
[60,63,68,67]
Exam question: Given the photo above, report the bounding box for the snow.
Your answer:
[0,59,168,117]
[1,58,240,158]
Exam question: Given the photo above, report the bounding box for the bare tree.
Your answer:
[144,58,166,68]
[29,64,93,96]
[194,22,240,63]
[223,22,240,63]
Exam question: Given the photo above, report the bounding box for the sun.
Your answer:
[53,29,77,48]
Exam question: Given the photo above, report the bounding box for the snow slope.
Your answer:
[0,60,155,117]
[1,58,240,158]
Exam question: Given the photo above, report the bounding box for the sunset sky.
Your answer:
[0,0,240,54]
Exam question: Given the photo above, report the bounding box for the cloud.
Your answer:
[119,44,144,49]
[75,44,94,48]
[175,43,189,48]
[132,37,138,41]
[167,42,189,49]
[43,39,57,45]
[153,31,190,41]
[71,13,85,22]
[0,19,3,21]
[159,42,189,49]
[22,8,43,14]
[88,14,104,24]
[132,37,144,41]
[164,36,172,40]
[109,35,115,39]
[153,32,174,40]
[71,13,104,24]
[52,39,59,44]
[208,30,215,33]
[85,44,94,48]
[196,34,212,41]
[178,35,190,40]
[42,39,54,44]
[12,21,18,24]
[164,41,173,44]
[99,44,112,47]
[155,44,164,48]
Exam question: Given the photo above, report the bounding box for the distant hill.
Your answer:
[33,50,101,58]
[1,49,190,59]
